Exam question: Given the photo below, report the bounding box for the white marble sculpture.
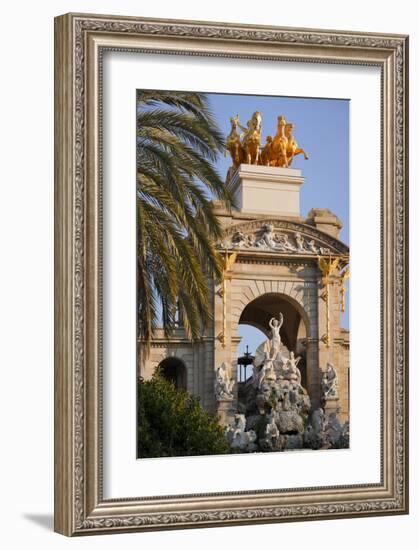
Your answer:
[275,233,296,251]
[295,231,306,252]
[254,224,277,248]
[322,362,339,398]
[226,414,257,451]
[226,311,350,453]
[227,313,349,452]
[257,356,276,388]
[214,362,235,401]
[268,314,283,359]
[284,351,302,385]
[231,231,247,247]
[307,239,318,253]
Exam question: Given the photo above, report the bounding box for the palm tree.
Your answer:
[136,90,233,355]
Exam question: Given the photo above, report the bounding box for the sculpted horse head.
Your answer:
[250,111,262,131]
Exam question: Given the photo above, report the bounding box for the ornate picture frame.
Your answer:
[54,12,408,535]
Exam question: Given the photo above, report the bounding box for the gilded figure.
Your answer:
[285,122,309,166]
[269,115,289,167]
[225,114,246,168]
[225,111,309,171]
[241,111,263,165]
[259,135,274,166]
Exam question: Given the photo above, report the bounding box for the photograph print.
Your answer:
[136,89,350,459]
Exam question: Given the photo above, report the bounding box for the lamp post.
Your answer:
[237,345,254,382]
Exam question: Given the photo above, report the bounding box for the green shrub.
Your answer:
[137,371,230,458]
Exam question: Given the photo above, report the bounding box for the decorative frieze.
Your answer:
[219,219,349,257]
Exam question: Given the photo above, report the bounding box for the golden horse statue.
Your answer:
[269,115,289,167]
[259,135,273,166]
[225,115,246,168]
[225,112,308,174]
[241,111,262,165]
[285,123,309,166]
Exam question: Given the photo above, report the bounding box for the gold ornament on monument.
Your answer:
[225,112,309,181]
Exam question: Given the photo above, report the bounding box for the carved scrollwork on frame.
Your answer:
[80,497,401,531]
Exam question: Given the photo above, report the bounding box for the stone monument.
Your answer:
[230,314,312,451]
[226,314,349,452]
[140,111,350,451]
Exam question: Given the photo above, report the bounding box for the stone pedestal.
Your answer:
[216,399,236,427]
[227,164,304,217]
[323,396,340,419]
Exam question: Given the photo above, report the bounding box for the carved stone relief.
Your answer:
[220,224,334,255]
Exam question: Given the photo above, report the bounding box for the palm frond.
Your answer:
[136,90,233,354]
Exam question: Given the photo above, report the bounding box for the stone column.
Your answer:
[329,276,347,421]
[305,337,321,410]
[317,270,345,415]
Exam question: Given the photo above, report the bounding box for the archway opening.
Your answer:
[158,357,187,390]
[237,325,266,382]
[237,292,309,388]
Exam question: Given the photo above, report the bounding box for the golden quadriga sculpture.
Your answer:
[225,112,308,181]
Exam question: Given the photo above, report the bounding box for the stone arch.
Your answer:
[151,348,191,370]
[233,289,316,399]
[230,280,313,340]
[236,292,310,350]
[158,356,187,390]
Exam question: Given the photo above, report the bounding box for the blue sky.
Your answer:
[205,92,350,357]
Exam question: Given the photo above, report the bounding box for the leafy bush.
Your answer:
[137,372,230,458]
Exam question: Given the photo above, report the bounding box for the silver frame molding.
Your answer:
[54,12,409,536]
